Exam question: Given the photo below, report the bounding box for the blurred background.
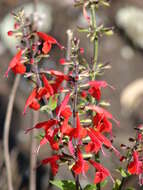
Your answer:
[0,0,143,189]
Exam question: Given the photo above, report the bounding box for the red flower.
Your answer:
[37,74,54,100]
[59,58,66,65]
[60,118,73,136]
[85,128,119,156]
[23,88,40,114]
[46,70,69,81]
[42,74,54,94]
[26,119,58,153]
[44,70,69,93]
[57,92,71,118]
[85,130,102,154]
[70,113,87,140]
[72,149,89,175]
[5,50,26,77]
[37,32,63,54]
[58,106,73,137]
[41,155,60,175]
[85,128,112,154]
[86,105,119,126]
[25,119,57,134]
[88,81,108,101]
[93,112,112,134]
[128,151,143,175]
[81,91,87,98]
[89,160,111,184]
[7,30,13,36]
[59,105,72,119]
[42,41,52,54]
[45,128,59,150]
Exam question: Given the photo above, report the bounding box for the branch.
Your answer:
[29,111,39,190]
[90,4,99,81]
[90,4,100,190]
[3,74,21,190]
[60,29,73,101]
[72,46,80,190]
[29,1,39,189]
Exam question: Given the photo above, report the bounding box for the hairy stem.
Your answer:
[60,29,73,101]
[29,2,39,189]
[29,111,39,190]
[90,4,100,190]
[3,75,21,190]
[73,55,80,190]
[90,4,99,80]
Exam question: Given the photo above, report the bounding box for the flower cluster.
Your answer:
[6,8,120,187]
[126,125,143,185]
[5,1,143,189]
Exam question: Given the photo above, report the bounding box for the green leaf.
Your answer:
[50,180,76,190]
[77,26,88,33]
[116,168,127,178]
[101,1,110,7]
[80,119,92,124]
[40,105,50,113]
[126,188,135,190]
[40,94,58,113]
[84,184,97,190]
[99,101,110,107]
[48,94,58,111]
[35,131,45,140]
[112,179,121,190]
[100,179,108,187]
[104,30,114,36]
[82,153,93,159]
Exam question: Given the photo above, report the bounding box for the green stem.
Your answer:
[90,4,100,190]
[90,4,99,80]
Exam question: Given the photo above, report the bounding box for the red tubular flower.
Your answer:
[93,112,112,134]
[37,31,63,54]
[30,121,58,154]
[37,74,54,100]
[57,92,71,118]
[89,160,111,184]
[60,118,72,136]
[86,105,120,126]
[85,128,112,154]
[70,113,87,140]
[85,128,120,157]
[42,74,54,94]
[58,106,73,138]
[85,130,102,154]
[42,41,52,54]
[37,87,48,100]
[81,91,87,98]
[25,119,57,134]
[128,151,142,175]
[5,50,26,77]
[38,129,59,153]
[88,81,108,101]
[46,128,59,150]
[59,58,66,65]
[46,70,69,81]
[59,105,72,119]
[41,155,60,175]
[44,70,69,93]
[72,149,89,175]
[7,30,13,36]
[23,88,40,114]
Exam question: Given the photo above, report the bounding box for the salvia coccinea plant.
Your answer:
[5,0,143,190]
